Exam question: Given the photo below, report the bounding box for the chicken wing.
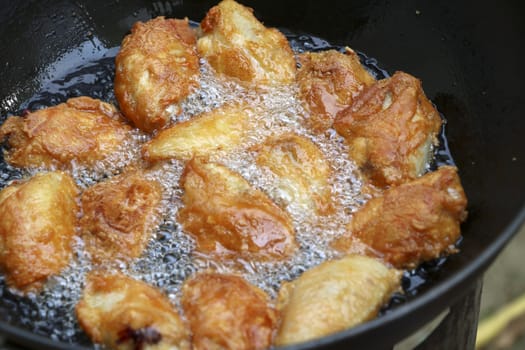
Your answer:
[333,71,442,187]
[76,271,190,350]
[197,0,296,86]
[275,254,401,346]
[142,103,251,162]
[0,171,78,293]
[181,273,278,350]
[332,166,468,269]
[115,17,200,132]
[254,133,333,216]
[178,158,296,260]
[79,170,162,264]
[297,48,375,133]
[0,97,131,169]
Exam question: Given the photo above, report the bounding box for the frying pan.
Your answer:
[1,0,524,349]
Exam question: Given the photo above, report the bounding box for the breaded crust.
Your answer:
[334,71,442,187]
[254,133,334,216]
[76,271,190,350]
[115,17,200,132]
[0,171,78,292]
[0,97,130,169]
[297,48,375,132]
[332,166,468,269]
[181,273,278,350]
[79,170,162,264]
[275,255,401,346]
[178,158,296,260]
[198,0,296,86]
[142,103,250,162]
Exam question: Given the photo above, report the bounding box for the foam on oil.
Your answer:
[0,34,454,346]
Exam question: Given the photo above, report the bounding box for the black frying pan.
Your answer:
[1,0,525,349]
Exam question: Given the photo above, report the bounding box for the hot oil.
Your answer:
[133,60,367,301]
[0,33,456,346]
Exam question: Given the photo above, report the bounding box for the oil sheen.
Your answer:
[0,33,455,346]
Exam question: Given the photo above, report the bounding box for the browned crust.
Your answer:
[115,17,200,132]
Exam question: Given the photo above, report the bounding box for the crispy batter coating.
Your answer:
[297,48,375,133]
[0,172,78,292]
[178,158,296,260]
[79,170,162,264]
[76,271,190,350]
[143,103,251,162]
[332,166,468,269]
[254,133,333,216]
[334,71,442,187]
[275,255,401,346]
[115,17,200,132]
[0,97,130,169]
[181,273,278,350]
[198,0,296,85]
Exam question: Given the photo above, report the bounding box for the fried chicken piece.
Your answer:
[0,171,78,293]
[297,48,375,133]
[178,158,296,260]
[333,71,442,187]
[275,255,401,346]
[332,166,468,269]
[79,170,162,264]
[115,17,200,132]
[76,271,190,350]
[181,273,278,350]
[143,103,251,162]
[254,133,333,216]
[198,0,296,86]
[0,97,131,169]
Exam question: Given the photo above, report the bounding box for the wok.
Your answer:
[0,0,524,349]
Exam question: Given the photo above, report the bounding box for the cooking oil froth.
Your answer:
[0,36,454,346]
[133,61,366,301]
[0,56,366,343]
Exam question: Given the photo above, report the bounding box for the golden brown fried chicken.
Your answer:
[143,103,251,162]
[333,71,442,187]
[76,271,190,350]
[181,273,278,350]
[198,0,296,86]
[178,158,296,260]
[254,133,333,216]
[115,17,200,132]
[0,171,78,293]
[275,255,401,346]
[332,166,467,269]
[297,48,375,133]
[79,170,162,264]
[0,97,130,169]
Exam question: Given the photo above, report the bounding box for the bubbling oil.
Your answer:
[134,60,367,301]
[0,34,455,347]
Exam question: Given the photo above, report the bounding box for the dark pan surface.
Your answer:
[1,1,525,349]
